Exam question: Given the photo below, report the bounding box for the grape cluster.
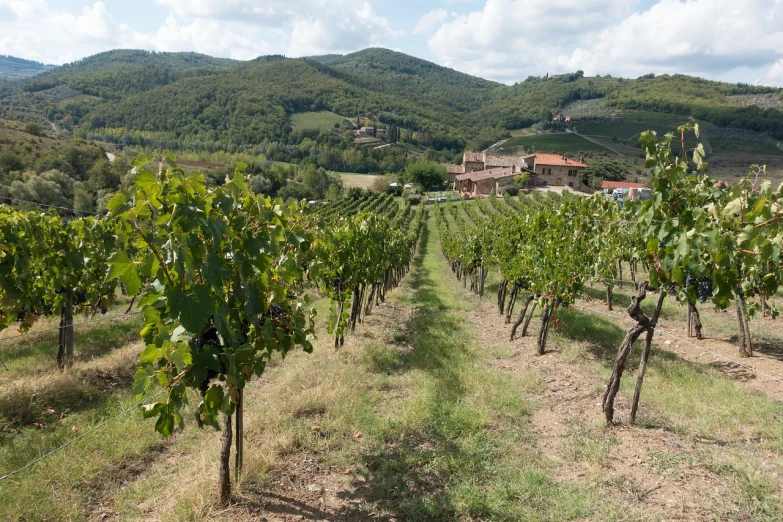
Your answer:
[333,277,343,293]
[685,274,695,289]
[191,327,223,396]
[258,304,292,333]
[667,281,677,295]
[269,304,286,318]
[697,277,713,303]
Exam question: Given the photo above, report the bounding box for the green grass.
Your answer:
[0,313,143,375]
[497,133,609,155]
[334,215,602,520]
[549,303,783,519]
[337,172,378,189]
[290,111,351,131]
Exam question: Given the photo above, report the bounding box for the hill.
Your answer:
[0,55,55,79]
[479,73,783,138]
[0,48,781,162]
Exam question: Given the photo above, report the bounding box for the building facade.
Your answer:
[531,154,587,188]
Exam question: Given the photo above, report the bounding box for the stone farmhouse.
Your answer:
[356,126,385,138]
[447,151,587,197]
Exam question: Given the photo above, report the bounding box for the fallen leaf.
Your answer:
[352,430,363,439]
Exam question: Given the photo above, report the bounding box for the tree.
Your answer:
[513,172,531,188]
[370,174,397,194]
[581,160,633,189]
[278,182,317,201]
[24,121,45,137]
[325,184,342,201]
[403,160,447,189]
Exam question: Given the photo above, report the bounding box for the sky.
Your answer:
[1,0,782,86]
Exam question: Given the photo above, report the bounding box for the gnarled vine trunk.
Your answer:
[536,303,553,355]
[521,300,538,337]
[219,413,233,504]
[687,301,703,340]
[606,285,613,311]
[510,294,535,340]
[736,291,753,357]
[603,283,665,424]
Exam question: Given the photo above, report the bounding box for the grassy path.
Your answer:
[202,210,602,520]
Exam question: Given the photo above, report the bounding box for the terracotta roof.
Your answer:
[534,154,587,168]
[485,154,533,168]
[446,164,466,174]
[455,167,515,182]
[601,181,647,189]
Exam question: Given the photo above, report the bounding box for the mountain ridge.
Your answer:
[0,48,781,153]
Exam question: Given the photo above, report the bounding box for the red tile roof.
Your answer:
[534,154,587,168]
[601,181,647,189]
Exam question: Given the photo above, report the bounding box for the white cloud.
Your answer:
[765,59,783,86]
[0,0,400,64]
[425,0,783,85]
[413,9,450,36]
[286,1,403,56]
[0,1,138,63]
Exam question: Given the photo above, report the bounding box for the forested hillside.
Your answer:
[0,56,54,79]
[1,48,781,159]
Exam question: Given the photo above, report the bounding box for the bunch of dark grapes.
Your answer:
[190,327,223,396]
[333,277,343,293]
[667,281,677,295]
[270,304,286,318]
[259,304,292,333]
[697,277,713,303]
[685,274,695,289]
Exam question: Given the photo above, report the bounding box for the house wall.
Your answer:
[465,161,485,172]
[534,165,584,188]
[475,178,497,196]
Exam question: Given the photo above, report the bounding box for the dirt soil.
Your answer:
[462,290,771,520]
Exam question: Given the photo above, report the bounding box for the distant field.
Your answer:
[560,98,613,118]
[706,126,783,155]
[291,111,351,131]
[497,133,610,154]
[509,128,537,137]
[338,172,377,189]
[576,111,694,140]
[727,93,783,110]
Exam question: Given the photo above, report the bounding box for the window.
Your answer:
[568,169,577,176]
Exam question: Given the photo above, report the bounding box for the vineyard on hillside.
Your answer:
[497,133,609,155]
[437,123,783,423]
